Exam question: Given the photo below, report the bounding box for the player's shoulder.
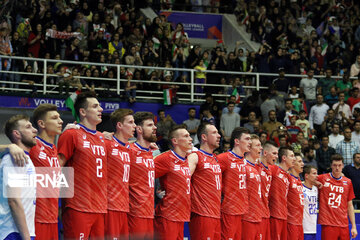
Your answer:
[0,151,14,167]
[59,128,79,139]
[341,176,352,185]
[216,151,229,161]
[154,150,171,160]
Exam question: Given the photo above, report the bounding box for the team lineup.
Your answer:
[0,91,358,240]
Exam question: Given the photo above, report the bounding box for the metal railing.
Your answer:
[0,55,348,103]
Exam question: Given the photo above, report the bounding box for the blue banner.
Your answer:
[161,12,222,39]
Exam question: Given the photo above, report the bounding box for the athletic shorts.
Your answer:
[128,214,153,239]
[154,216,184,240]
[270,217,287,240]
[220,213,242,240]
[321,225,349,240]
[241,220,262,240]
[62,207,105,240]
[105,210,129,240]
[35,222,58,240]
[260,218,271,240]
[189,212,221,240]
[4,233,34,240]
[304,233,316,240]
[287,223,304,240]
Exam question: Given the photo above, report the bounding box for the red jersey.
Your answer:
[105,136,131,212]
[191,150,222,218]
[57,124,107,213]
[29,137,60,223]
[255,162,272,219]
[268,165,290,220]
[242,160,263,223]
[318,173,355,227]
[128,142,155,218]
[154,150,191,222]
[287,174,304,225]
[217,151,248,215]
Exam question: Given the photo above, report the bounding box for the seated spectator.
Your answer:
[287,116,302,144]
[316,135,336,174]
[278,98,298,126]
[325,86,339,108]
[222,95,241,114]
[259,131,268,145]
[321,109,342,137]
[291,132,305,155]
[21,65,38,95]
[303,147,317,168]
[81,68,95,92]
[328,123,344,149]
[295,110,310,139]
[343,153,360,209]
[278,134,289,147]
[201,106,216,126]
[289,86,299,99]
[262,110,283,138]
[243,111,257,132]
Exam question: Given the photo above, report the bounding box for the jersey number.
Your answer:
[239,174,246,189]
[309,203,317,215]
[215,175,221,190]
[186,178,191,194]
[148,171,155,188]
[96,158,102,178]
[123,164,130,182]
[328,193,342,208]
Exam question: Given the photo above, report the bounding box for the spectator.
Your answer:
[303,147,317,168]
[88,28,108,61]
[295,110,310,138]
[278,99,298,126]
[220,102,240,142]
[260,91,279,123]
[0,27,12,88]
[352,121,360,146]
[317,68,335,97]
[10,31,25,88]
[124,70,136,103]
[201,105,216,125]
[316,135,336,174]
[27,23,45,58]
[289,86,298,99]
[333,92,352,120]
[336,127,360,166]
[243,111,257,133]
[321,109,342,137]
[350,55,360,77]
[309,94,329,138]
[347,88,360,110]
[156,109,176,152]
[183,107,200,143]
[272,67,290,94]
[65,37,82,61]
[262,110,283,138]
[336,73,352,101]
[222,95,240,114]
[287,116,302,144]
[343,153,360,209]
[328,123,344,149]
[325,86,339,108]
[300,69,318,105]
[291,132,305,155]
[199,93,221,127]
[194,59,206,96]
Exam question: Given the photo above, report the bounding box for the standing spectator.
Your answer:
[295,110,310,138]
[260,92,279,123]
[10,31,25,89]
[222,96,240,114]
[88,28,108,61]
[325,86,339,108]
[156,109,176,152]
[300,69,318,105]
[278,99,298,126]
[262,110,283,138]
[350,55,360,77]
[317,68,335,97]
[316,135,336,174]
[287,116,302,144]
[336,127,360,166]
[321,109,342,137]
[329,123,344,149]
[291,132,305,155]
[303,147,317,168]
[220,102,240,142]
[272,68,290,94]
[0,27,12,88]
[343,153,360,209]
[194,59,206,96]
[347,88,360,110]
[27,24,45,58]
[352,121,360,146]
[333,92,352,120]
[124,70,136,103]
[65,37,82,61]
[309,94,329,138]
[243,111,257,133]
[183,107,201,143]
[336,73,352,101]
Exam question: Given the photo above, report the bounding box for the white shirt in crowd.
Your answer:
[352,131,360,146]
[329,133,345,149]
[309,103,329,129]
[332,102,352,120]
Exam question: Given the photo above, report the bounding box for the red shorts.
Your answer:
[260,218,270,240]
[287,223,304,240]
[62,208,105,240]
[35,222,58,240]
[220,213,242,240]
[270,217,287,240]
[321,225,349,240]
[154,216,184,240]
[128,214,153,239]
[241,220,262,240]
[189,212,221,240]
[104,210,129,240]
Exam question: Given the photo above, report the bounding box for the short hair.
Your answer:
[299,110,306,114]
[303,147,313,155]
[134,112,154,127]
[303,165,317,178]
[268,110,276,116]
[354,120,360,126]
[330,154,344,163]
[250,134,259,140]
[74,91,97,119]
[197,122,213,144]
[278,146,293,163]
[322,135,329,140]
[110,108,134,129]
[32,104,58,128]
[188,107,196,112]
[278,134,286,140]
[157,109,165,115]
[285,98,292,104]
[4,115,30,143]
[294,152,302,158]
[230,127,251,149]
[353,153,360,160]
[263,140,277,150]
[168,124,188,148]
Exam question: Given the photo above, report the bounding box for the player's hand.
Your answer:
[9,144,28,167]
[102,131,114,140]
[314,180,323,189]
[156,189,166,199]
[351,227,357,239]
[62,123,79,133]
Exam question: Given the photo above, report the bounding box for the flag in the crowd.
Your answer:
[316,21,324,36]
[142,24,147,36]
[232,88,241,103]
[241,10,249,25]
[171,44,178,57]
[152,37,161,50]
[321,42,328,56]
[65,90,81,122]
[163,89,174,105]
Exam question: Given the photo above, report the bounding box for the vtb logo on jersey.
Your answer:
[111,149,130,163]
[38,152,60,167]
[174,165,190,175]
[83,141,105,156]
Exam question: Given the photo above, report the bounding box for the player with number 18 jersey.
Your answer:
[287,173,304,239]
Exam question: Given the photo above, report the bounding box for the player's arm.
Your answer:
[58,153,67,167]
[188,152,199,175]
[8,197,31,240]
[0,144,27,166]
[348,200,358,239]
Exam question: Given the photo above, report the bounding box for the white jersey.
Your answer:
[302,184,318,234]
[0,152,36,239]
